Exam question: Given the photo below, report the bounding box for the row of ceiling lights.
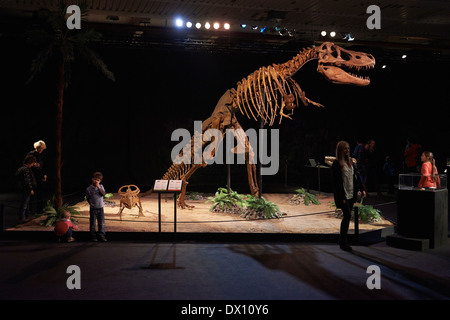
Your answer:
[175,18,230,30]
[174,18,292,36]
[321,30,355,41]
[173,19,409,63]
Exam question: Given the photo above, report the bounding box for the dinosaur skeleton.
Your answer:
[117,184,144,220]
[161,42,375,208]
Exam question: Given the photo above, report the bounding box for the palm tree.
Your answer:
[27,1,115,209]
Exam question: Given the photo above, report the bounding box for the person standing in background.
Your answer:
[418,151,440,189]
[404,138,421,173]
[16,155,37,223]
[332,141,366,251]
[28,140,47,215]
[86,172,107,242]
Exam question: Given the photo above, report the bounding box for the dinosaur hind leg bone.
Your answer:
[161,91,259,209]
[173,116,259,209]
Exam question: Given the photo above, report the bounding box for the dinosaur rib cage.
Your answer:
[234,65,304,126]
[162,48,318,182]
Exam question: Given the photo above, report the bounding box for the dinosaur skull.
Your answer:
[316,42,375,86]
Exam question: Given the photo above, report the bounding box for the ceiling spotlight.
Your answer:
[382,65,387,69]
[343,33,354,41]
[402,54,407,59]
[224,23,230,30]
[175,18,183,27]
[330,31,336,37]
[195,22,201,29]
[205,22,211,29]
[213,22,220,30]
[321,30,326,36]
[241,24,247,29]
[186,21,192,28]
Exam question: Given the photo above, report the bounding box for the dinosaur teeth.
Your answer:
[349,72,370,81]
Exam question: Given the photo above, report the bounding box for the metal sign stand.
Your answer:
[154,180,182,233]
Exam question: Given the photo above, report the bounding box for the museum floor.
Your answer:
[0,191,449,303]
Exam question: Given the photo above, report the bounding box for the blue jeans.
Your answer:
[89,208,105,238]
[59,227,73,241]
[19,192,32,220]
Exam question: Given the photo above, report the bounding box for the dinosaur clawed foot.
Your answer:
[178,200,195,209]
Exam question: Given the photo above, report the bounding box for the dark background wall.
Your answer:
[1,36,449,196]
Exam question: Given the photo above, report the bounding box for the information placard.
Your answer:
[168,180,183,191]
[153,180,168,191]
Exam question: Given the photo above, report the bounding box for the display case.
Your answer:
[398,173,447,190]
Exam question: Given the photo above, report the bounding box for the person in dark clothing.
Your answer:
[27,140,47,215]
[364,139,381,195]
[404,138,421,173]
[16,154,37,222]
[332,141,366,251]
[382,155,396,194]
[86,172,107,242]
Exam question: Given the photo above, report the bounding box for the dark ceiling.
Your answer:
[1,0,449,62]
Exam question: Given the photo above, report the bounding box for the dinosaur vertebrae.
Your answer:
[162,132,204,181]
[162,162,195,181]
[233,47,317,126]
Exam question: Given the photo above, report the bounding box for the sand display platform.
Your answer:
[8,192,393,236]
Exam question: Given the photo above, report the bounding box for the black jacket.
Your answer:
[28,150,45,182]
[331,159,364,209]
[16,166,37,192]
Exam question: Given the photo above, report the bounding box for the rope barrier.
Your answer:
[1,190,397,227]
[71,208,337,224]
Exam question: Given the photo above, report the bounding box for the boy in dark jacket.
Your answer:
[16,155,37,222]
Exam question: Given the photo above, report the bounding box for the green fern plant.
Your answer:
[354,198,382,223]
[39,197,81,227]
[206,187,246,212]
[242,195,282,219]
[291,188,320,205]
[329,200,382,223]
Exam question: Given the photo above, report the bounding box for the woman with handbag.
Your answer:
[332,141,367,251]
